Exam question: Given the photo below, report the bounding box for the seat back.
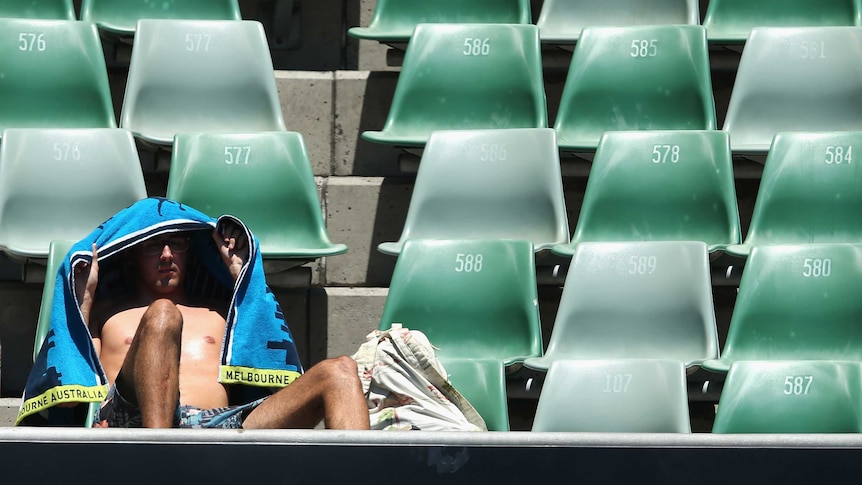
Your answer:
[0,128,147,259]
[361,23,547,148]
[379,238,543,432]
[537,0,699,44]
[554,25,715,152]
[557,130,739,255]
[712,361,862,433]
[33,239,100,427]
[704,0,862,43]
[348,0,531,42]
[81,0,241,35]
[120,19,286,146]
[0,19,116,134]
[703,244,862,373]
[377,128,569,255]
[722,27,862,155]
[167,132,346,259]
[525,241,719,370]
[532,359,691,433]
[727,132,862,257]
[0,0,75,19]
[33,240,75,361]
[379,239,543,364]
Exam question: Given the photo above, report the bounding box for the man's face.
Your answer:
[135,234,191,294]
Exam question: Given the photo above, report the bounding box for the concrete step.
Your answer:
[0,398,21,427]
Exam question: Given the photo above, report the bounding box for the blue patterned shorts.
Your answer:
[98,386,267,428]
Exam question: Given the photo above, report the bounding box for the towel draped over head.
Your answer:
[18,197,303,425]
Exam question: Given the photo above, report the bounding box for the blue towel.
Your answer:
[18,197,303,425]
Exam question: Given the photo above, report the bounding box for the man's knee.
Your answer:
[318,356,360,384]
[139,298,183,339]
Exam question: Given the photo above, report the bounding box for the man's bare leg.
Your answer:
[115,299,183,428]
[242,356,369,430]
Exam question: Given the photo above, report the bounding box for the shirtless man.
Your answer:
[75,221,369,430]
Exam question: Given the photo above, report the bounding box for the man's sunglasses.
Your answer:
[139,236,191,255]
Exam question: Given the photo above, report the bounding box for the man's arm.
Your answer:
[212,220,250,282]
[74,243,101,356]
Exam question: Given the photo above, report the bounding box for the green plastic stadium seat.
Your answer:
[532,359,691,433]
[726,132,862,258]
[554,25,715,153]
[33,239,99,427]
[0,0,75,19]
[552,130,740,257]
[537,0,699,45]
[0,19,116,135]
[120,20,286,146]
[0,128,147,260]
[703,244,862,373]
[81,0,241,36]
[712,361,862,433]
[377,128,569,256]
[525,241,719,371]
[361,24,547,148]
[167,132,347,260]
[348,0,531,43]
[722,27,862,156]
[33,240,75,362]
[378,239,544,430]
[704,0,862,44]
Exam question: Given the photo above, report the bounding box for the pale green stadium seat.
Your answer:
[167,132,347,260]
[722,27,862,157]
[525,241,719,371]
[33,240,75,362]
[120,20,286,147]
[81,0,241,36]
[532,359,691,433]
[537,0,699,45]
[0,19,116,135]
[377,128,569,256]
[0,128,147,260]
[703,244,862,373]
[726,132,862,258]
[554,25,715,153]
[33,239,99,427]
[378,239,544,431]
[552,130,740,257]
[712,361,862,433]
[704,0,862,44]
[348,0,531,44]
[361,23,547,149]
[0,0,75,19]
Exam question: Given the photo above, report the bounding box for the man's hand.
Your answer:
[74,243,99,325]
[213,220,249,282]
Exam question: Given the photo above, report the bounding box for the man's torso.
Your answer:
[97,301,230,409]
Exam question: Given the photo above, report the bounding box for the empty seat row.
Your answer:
[0,0,241,36]
[380,238,862,430]
[0,129,342,263]
[532,359,862,433]
[0,18,285,147]
[349,0,862,45]
[361,23,862,157]
[381,126,862,260]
